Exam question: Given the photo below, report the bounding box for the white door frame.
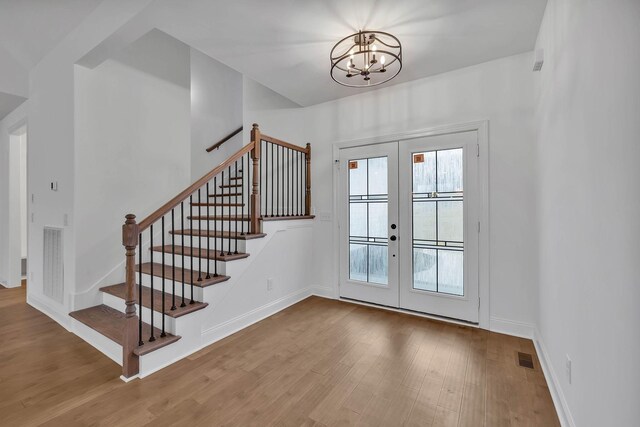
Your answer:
[332,120,490,328]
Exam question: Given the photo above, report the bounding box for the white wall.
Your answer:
[190,48,243,179]
[534,1,640,426]
[0,102,27,287]
[73,29,191,307]
[302,52,538,331]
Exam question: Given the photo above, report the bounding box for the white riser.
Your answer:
[150,250,249,273]
[137,273,205,301]
[168,236,248,253]
[101,292,179,335]
[150,252,228,276]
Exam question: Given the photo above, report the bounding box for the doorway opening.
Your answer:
[337,128,487,324]
[9,125,28,288]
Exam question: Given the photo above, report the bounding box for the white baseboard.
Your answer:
[311,285,336,299]
[202,286,314,346]
[26,293,72,332]
[533,328,575,427]
[489,316,535,339]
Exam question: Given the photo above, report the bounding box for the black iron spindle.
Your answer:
[171,209,176,311]
[189,194,195,304]
[227,166,232,255]
[264,140,267,217]
[213,176,219,276]
[149,224,156,342]
[234,160,239,254]
[242,153,246,236]
[206,182,211,279]
[197,189,202,282]
[181,201,186,307]
[220,170,225,256]
[138,233,143,346]
[161,216,166,338]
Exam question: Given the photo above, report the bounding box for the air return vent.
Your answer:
[43,227,64,303]
[517,351,535,369]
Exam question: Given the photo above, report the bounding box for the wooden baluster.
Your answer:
[250,124,261,234]
[305,143,311,216]
[122,214,139,378]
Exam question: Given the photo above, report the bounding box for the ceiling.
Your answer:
[0,0,547,108]
[0,91,26,121]
[0,0,102,70]
[151,0,548,106]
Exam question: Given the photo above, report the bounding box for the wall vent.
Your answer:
[43,227,64,303]
[517,351,535,369]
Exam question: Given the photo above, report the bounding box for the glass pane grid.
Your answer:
[412,148,464,296]
[348,157,389,285]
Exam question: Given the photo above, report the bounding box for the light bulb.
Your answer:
[372,44,377,52]
[380,55,386,65]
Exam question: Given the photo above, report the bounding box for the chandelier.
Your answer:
[330,30,402,88]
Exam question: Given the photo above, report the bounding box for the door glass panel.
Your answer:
[412,151,436,193]
[413,201,436,241]
[368,203,388,238]
[350,203,367,237]
[412,148,464,295]
[438,250,464,295]
[413,248,437,291]
[349,156,389,285]
[436,149,463,193]
[368,245,388,285]
[349,244,367,282]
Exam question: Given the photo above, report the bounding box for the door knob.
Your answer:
[390,235,397,241]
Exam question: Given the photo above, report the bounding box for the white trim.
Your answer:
[26,293,72,331]
[331,120,490,329]
[201,286,314,346]
[334,295,480,328]
[489,316,535,339]
[311,285,335,298]
[533,328,576,427]
[120,374,139,383]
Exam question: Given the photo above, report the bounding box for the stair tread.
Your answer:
[188,215,251,221]
[261,215,315,221]
[69,304,180,356]
[151,245,250,262]
[209,193,242,197]
[170,230,267,240]
[191,202,245,207]
[136,263,230,287]
[100,283,208,318]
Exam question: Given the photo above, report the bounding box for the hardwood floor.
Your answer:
[0,286,559,426]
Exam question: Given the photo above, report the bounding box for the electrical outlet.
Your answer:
[565,354,572,384]
[267,278,274,291]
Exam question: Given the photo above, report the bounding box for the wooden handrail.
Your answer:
[261,134,309,154]
[138,142,255,232]
[205,126,243,152]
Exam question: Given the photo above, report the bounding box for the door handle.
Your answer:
[390,235,397,241]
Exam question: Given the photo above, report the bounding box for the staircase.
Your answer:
[69,124,313,379]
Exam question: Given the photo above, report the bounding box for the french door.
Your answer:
[339,131,480,323]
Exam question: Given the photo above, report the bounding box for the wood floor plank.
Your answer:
[0,287,560,426]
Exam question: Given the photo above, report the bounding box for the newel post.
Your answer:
[250,123,261,234]
[122,214,139,378]
[305,143,311,216]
